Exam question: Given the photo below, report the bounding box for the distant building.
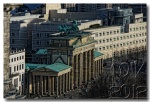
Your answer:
[61,4,112,12]
[9,49,25,94]
[31,20,102,52]
[10,12,41,22]
[84,8,146,61]
[10,18,45,50]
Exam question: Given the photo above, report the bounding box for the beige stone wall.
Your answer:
[85,22,147,59]
[46,4,61,14]
[4,11,10,94]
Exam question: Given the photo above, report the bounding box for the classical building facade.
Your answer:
[85,13,147,61]
[25,31,104,97]
[9,49,25,94]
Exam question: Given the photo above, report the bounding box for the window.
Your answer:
[133,35,135,38]
[103,39,105,43]
[20,56,21,60]
[37,33,40,37]
[17,57,18,61]
[22,74,24,81]
[114,38,116,41]
[95,34,98,37]
[107,32,109,35]
[130,35,132,38]
[11,58,13,62]
[103,47,105,50]
[103,32,105,36]
[99,33,102,36]
[117,37,119,40]
[12,39,15,44]
[107,39,109,42]
[12,32,15,36]
[110,31,112,35]
[22,64,24,69]
[19,75,21,81]
[14,58,16,61]
[110,38,112,41]
[123,43,125,46]
[99,40,101,43]
[117,44,119,47]
[14,66,16,72]
[14,78,18,87]
[130,28,132,31]
[120,37,123,40]
[120,44,123,47]
[139,34,141,36]
[106,46,109,49]
[20,65,21,70]
[114,45,116,48]
[114,31,116,34]
[136,34,138,37]
[127,36,129,39]
[99,47,101,50]
[17,65,18,71]
[117,30,119,33]
[22,56,24,59]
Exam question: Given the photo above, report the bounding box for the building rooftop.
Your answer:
[45,63,72,72]
[50,31,92,40]
[36,49,47,54]
[94,51,104,58]
[25,63,72,72]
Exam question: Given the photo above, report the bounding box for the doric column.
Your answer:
[75,54,78,86]
[65,73,68,92]
[91,49,94,78]
[36,76,40,94]
[68,72,70,91]
[89,50,91,80]
[29,73,32,94]
[55,77,59,96]
[70,56,74,90]
[44,76,47,94]
[95,61,97,77]
[33,75,35,94]
[101,59,103,74]
[84,52,88,83]
[99,59,101,75]
[62,74,65,93]
[40,76,43,96]
[79,53,83,85]
[48,76,51,95]
[51,77,54,95]
[59,76,62,95]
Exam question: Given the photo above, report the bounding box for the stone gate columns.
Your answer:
[75,54,78,86]
[44,76,47,94]
[29,73,32,94]
[91,50,94,78]
[33,75,35,94]
[79,53,83,85]
[55,77,58,96]
[51,77,54,95]
[48,76,51,95]
[70,56,74,90]
[68,72,70,91]
[36,76,40,95]
[65,73,68,92]
[59,76,62,95]
[40,76,43,96]
[83,52,87,83]
[89,50,91,81]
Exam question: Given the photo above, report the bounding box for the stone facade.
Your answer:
[4,11,11,94]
